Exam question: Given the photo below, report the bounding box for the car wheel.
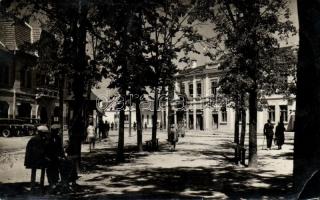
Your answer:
[2,129,11,137]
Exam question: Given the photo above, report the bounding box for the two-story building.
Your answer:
[0,17,63,124]
[171,61,296,133]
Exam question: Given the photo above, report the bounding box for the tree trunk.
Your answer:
[69,0,88,166]
[234,97,240,164]
[248,89,258,167]
[167,84,174,140]
[59,74,65,148]
[117,100,125,162]
[152,87,158,150]
[136,100,143,152]
[240,107,247,147]
[294,0,320,195]
[234,98,240,144]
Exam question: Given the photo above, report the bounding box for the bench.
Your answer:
[145,138,159,151]
[233,143,247,165]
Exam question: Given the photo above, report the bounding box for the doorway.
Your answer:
[196,114,204,130]
[212,114,218,130]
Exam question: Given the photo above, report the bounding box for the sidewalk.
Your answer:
[0,130,295,199]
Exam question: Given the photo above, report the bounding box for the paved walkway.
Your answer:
[0,130,295,199]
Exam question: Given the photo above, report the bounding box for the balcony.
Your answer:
[35,87,59,99]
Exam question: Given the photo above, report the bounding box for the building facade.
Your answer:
[171,63,296,133]
[0,17,65,124]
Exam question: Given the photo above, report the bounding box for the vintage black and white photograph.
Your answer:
[0,0,318,199]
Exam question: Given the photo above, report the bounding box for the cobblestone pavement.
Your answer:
[0,130,295,199]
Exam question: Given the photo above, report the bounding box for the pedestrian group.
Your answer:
[24,124,78,194]
[263,119,286,150]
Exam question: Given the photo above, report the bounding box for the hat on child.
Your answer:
[37,125,49,133]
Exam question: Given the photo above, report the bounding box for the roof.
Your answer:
[176,64,224,78]
[0,17,41,51]
[176,46,297,79]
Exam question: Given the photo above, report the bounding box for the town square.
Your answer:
[0,0,320,199]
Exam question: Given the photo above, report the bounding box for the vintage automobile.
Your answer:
[0,118,25,137]
[0,118,39,137]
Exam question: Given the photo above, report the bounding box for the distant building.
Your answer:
[95,58,296,134]
[95,84,164,130]
[171,61,296,133]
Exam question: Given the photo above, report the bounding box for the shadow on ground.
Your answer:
[0,140,297,199]
[77,166,294,199]
[77,141,294,199]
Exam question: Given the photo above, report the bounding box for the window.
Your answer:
[26,70,32,88]
[197,82,202,97]
[211,81,218,96]
[147,115,149,124]
[0,65,9,84]
[221,107,227,122]
[142,115,144,122]
[180,83,185,94]
[125,114,129,121]
[20,69,25,87]
[268,106,275,122]
[4,66,8,84]
[189,83,193,97]
[280,105,288,122]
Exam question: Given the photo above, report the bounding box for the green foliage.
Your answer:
[205,0,297,104]
[91,0,204,98]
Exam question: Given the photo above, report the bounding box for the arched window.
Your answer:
[20,69,26,87]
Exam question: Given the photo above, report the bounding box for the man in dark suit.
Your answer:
[264,120,274,150]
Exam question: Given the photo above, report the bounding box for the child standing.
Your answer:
[87,123,96,152]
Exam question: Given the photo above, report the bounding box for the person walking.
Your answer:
[111,122,114,130]
[87,123,96,152]
[275,120,286,149]
[133,122,137,131]
[263,120,274,150]
[106,122,110,138]
[169,124,178,151]
[98,119,105,140]
[180,123,185,137]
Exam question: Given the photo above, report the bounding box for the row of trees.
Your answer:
[4,0,320,196]
[2,0,296,167]
[2,0,204,162]
[200,0,296,167]
[176,0,296,167]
